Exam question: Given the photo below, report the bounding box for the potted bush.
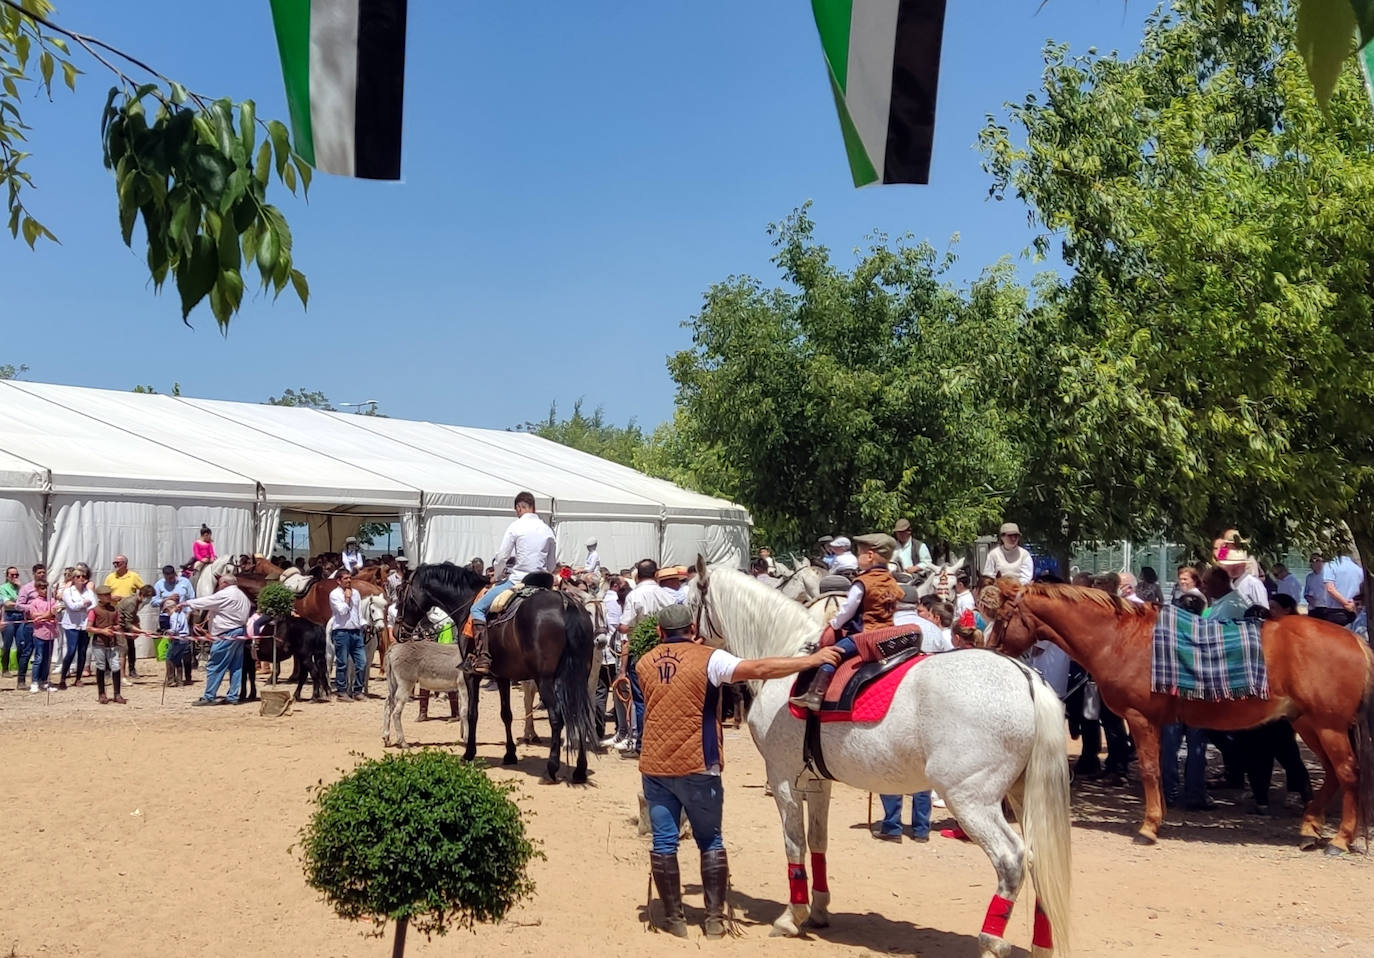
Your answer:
[298,750,538,957]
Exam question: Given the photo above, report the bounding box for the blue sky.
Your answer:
[5,1,1149,430]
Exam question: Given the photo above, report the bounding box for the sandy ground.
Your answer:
[0,667,1368,958]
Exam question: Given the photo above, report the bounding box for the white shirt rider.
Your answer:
[340,545,365,574]
[492,510,557,584]
[828,537,859,573]
[983,524,1033,584]
[584,542,601,574]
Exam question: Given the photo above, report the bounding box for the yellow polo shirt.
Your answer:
[104,569,146,600]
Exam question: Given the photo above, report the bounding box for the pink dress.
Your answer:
[192,540,217,563]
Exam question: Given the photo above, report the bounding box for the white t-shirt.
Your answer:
[585,550,601,573]
[706,647,743,687]
[1232,572,1269,610]
[915,616,952,652]
[954,590,975,616]
[983,546,1033,584]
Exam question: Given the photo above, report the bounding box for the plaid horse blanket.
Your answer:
[1151,605,1269,700]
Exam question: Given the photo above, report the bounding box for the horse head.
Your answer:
[396,562,485,640]
[978,577,1039,655]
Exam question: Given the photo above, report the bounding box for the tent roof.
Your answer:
[0,381,751,524]
[0,382,257,500]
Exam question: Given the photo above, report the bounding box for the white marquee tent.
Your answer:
[0,381,751,580]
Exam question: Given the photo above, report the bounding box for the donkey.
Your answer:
[382,640,468,748]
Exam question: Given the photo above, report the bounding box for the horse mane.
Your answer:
[412,561,488,594]
[692,565,819,662]
[1020,582,1155,617]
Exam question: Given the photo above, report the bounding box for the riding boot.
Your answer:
[787,668,831,712]
[418,688,430,722]
[448,691,461,719]
[700,847,731,939]
[648,853,688,938]
[461,623,491,675]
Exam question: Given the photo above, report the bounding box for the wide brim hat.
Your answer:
[854,533,897,560]
[656,565,688,583]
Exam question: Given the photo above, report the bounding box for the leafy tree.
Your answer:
[0,362,27,379]
[1,0,307,328]
[265,387,334,410]
[981,0,1374,571]
[132,381,181,395]
[666,205,1024,552]
[514,399,649,470]
[298,751,538,956]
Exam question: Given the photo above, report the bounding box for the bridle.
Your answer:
[693,573,726,645]
[396,573,476,642]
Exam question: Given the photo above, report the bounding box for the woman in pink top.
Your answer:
[24,588,59,693]
[192,525,217,567]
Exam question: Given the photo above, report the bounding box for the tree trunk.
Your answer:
[392,916,408,958]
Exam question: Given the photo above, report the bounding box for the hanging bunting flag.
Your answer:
[811,0,947,186]
[269,0,408,180]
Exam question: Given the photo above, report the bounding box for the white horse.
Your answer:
[914,557,967,600]
[686,559,1071,958]
[776,562,823,603]
[194,554,237,598]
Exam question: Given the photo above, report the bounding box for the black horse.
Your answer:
[397,562,599,783]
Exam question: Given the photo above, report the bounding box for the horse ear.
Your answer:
[696,553,710,583]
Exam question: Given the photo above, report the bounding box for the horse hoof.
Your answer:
[1300,837,1322,851]
[1324,844,1350,858]
[571,770,588,785]
[803,915,830,929]
[502,753,519,766]
[538,775,559,786]
[769,924,799,938]
[1132,832,1157,846]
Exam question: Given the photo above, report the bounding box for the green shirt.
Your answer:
[0,580,17,609]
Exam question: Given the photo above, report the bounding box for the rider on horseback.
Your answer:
[463,491,557,675]
[789,533,903,712]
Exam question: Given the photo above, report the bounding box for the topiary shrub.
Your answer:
[298,750,539,956]
[257,581,296,618]
[627,615,660,660]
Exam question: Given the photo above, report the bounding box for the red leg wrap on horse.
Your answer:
[810,852,828,894]
[787,864,808,905]
[981,894,1015,938]
[1033,901,1053,949]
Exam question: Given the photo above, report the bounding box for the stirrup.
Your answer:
[789,690,823,712]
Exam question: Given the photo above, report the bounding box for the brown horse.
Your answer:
[982,580,1374,852]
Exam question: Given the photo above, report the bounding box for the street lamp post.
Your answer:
[338,400,379,415]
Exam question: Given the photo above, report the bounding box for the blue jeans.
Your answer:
[61,628,89,681]
[628,664,645,748]
[333,628,365,696]
[643,773,726,855]
[201,630,245,703]
[822,636,858,674]
[167,638,191,669]
[470,579,515,624]
[879,792,932,838]
[2,610,23,670]
[1161,723,1208,806]
[13,622,33,682]
[31,635,53,686]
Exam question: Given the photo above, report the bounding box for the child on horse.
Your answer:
[789,533,903,711]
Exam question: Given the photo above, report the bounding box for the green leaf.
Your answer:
[15,33,30,69]
[208,279,230,326]
[238,100,255,157]
[60,60,79,92]
[283,161,296,193]
[169,82,189,106]
[187,144,232,203]
[267,119,290,177]
[21,215,39,248]
[134,83,160,102]
[253,140,271,189]
[220,266,245,312]
[3,77,17,99]
[47,37,68,55]
[217,211,241,270]
[1296,0,1357,112]
[38,50,52,93]
[292,153,312,198]
[176,235,218,319]
[290,268,309,308]
[255,224,278,280]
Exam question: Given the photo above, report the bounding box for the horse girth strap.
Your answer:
[804,713,834,781]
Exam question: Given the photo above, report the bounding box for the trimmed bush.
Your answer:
[298,751,538,954]
[257,581,296,618]
[627,615,660,660]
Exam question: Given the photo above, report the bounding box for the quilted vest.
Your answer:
[856,567,902,630]
[636,639,723,777]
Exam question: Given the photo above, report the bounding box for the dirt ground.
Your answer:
[0,668,1368,958]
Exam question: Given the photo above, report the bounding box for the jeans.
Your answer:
[333,628,365,696]
[31,635,54,687]
[2,610,23,670]
[470,579,515,624]
[878,792,932,837]
[824,636,858,672]
[201,630,245,703]
[61,628,90,682]
[1160,723,1209,806]
[628,664,645,748]
[643,773,726,855]
[13,622,33,682]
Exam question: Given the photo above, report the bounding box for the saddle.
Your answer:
[791,631,926,722]
[487,573,556,625]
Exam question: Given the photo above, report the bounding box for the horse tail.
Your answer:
[555,595,600,754]
[1021,671,1073,956]
[1352,645,1374,843]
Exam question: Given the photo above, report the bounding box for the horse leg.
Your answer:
[392,679,411,748]
[1293,717,1335,847]
[803,780,833,928]
[1121,711,1165,844]
[463,674,480,762]
[943,796,1028,958]
[498,679,518,765]
[521,679,541,745]
[1313,725,1360,854]
[767,770,812,937]
[540,677,563,785]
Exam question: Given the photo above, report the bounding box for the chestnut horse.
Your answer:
[981,580,1374,853]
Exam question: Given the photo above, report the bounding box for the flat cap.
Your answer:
[657,603,693,632]
[853,533,897,560]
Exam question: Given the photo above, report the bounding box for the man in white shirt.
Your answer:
[1220,551,1269,611]
[982,522,1033,584]
[582,537,602,575]
[828,536,859,573]
[1270,563,1303,607]
[182,574,252,706]
[892,519,934,576]
[466,491,558,674]
[329,569,366,701]
[340,537,365,574]
[615,558,682,754]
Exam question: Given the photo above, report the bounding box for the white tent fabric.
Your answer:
[0,381,752,577]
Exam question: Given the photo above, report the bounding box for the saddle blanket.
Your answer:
[1151,604,1268,701]
[788,651,927,723]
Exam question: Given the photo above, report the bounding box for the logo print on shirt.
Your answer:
[655,648,683,684]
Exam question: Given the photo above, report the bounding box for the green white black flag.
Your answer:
[269,0,408,179]
[811,0,947,186]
